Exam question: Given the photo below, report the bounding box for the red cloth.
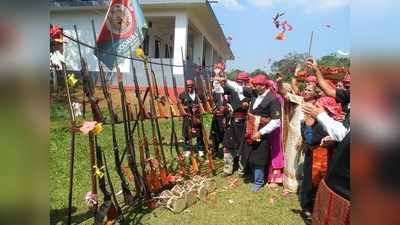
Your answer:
[50,24,62,39]
[236,71,250,82]
[185,79,194,87]
[312,146,329,187]
[307,76,317,83]
[251,74,269,86]
[312,179,350,225]
[317,96,344,121]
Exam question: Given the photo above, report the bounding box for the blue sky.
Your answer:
[210,0,350,72]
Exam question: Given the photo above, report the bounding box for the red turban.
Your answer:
[50,24,62,39]
[236,72,250,82]
[251,74,269,86]
[317,96,345,121]
[306,76,317,83]
[185,79,194,87]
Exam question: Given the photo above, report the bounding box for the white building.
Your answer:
[50,0,234,87]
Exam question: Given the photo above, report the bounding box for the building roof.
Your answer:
[50,0,234,60]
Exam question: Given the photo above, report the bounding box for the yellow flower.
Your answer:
[93,165,105,179]
[67,73,78,87]
[135,48,145,59]
[93,123,103,135]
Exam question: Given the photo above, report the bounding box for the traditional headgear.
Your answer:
[317,96,345,121]
[50,24,65,43]
[213,61,225,71]
[185,79,194,87]
[236,72,250,82]
[306,76,317,83]
[251,74,269,86]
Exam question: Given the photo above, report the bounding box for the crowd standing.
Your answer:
[179,58,350,225]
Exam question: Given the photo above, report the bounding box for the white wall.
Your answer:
[50,10,132,73]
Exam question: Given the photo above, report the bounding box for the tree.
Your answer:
[225,69,242,80]
[270,52,309,81]
[318,53,350,67]
[270,52,350,81]
[250,69,268,77]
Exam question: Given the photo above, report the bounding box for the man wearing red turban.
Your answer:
[219,73,282,192]
[306,58,351,225]
[221,71,252,176]
[210,61,229,160]
[179,79,205,159]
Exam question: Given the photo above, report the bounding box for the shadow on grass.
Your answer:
[120,205,154,225]
[50,207,93,225]
[290,209,312,225]
[50,204,155,225]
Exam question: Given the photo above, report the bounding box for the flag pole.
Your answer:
[308,31,314,57]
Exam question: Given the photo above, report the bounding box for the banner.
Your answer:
[96,0,148,69]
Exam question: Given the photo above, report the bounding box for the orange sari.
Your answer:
[312,146,329,188]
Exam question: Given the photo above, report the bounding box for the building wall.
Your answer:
[50,8,223,87]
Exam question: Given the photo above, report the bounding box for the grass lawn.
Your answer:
[50,89,307,225]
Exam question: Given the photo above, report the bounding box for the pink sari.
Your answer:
[267,94,285,184]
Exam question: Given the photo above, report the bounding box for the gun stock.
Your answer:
[149,61,169,118]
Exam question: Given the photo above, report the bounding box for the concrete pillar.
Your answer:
[173,12,188,75]
[193,33,204,66]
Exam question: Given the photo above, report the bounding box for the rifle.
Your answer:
[74,25,101,216]
[130,50,149,120]
[61,61,76,225]
[169,105,186,176]
[198,63,214,112]
[143,58,170,186]
[136,105,162,192]
[181,47,215,175]
[158,42,180,117]
[194,67,212,113]
[201,65,216,111]
[116,66,146,197]
[91,21,130,217]
[166,48,186,117]
[149,59,168,118]
[196,95,216,175]
[118,87,150,169]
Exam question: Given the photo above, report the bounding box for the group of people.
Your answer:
[178,58,350,224]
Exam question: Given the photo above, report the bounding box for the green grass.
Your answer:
[50,101,306,225]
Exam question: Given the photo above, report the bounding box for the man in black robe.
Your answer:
[219,74,282,192]
[210,62,229,158]
[179,79,205,159]
[222,71,252,176]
